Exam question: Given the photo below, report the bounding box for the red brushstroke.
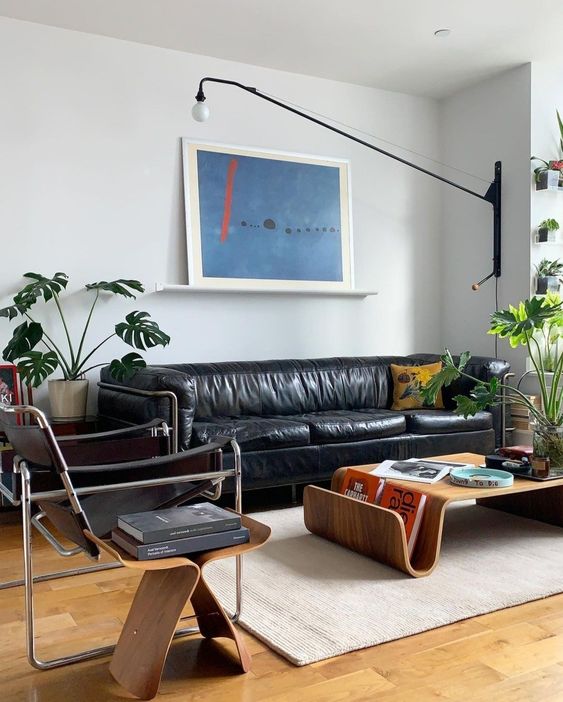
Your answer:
[220,158,238,242]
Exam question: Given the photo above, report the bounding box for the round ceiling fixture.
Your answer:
[434,28,452,38]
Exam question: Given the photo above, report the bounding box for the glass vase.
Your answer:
[533,426,563,476]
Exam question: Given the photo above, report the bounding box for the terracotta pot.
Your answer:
[48,379,89,420]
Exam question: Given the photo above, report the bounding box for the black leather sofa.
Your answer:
[98,354,509,491]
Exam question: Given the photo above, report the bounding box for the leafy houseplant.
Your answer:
[535,258,563,295]
[537,218,560,243]
[0,273,170,418]
[531,111,563,190]
[422,296,563,474]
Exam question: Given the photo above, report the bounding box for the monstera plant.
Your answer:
[423,296,563,474]
[0,272,170,418]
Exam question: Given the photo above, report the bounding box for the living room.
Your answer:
[1,1,563,700]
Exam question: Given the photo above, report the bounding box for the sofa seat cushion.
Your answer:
[277,410,406,443]
[191,417,310,451]
[401,409,492,435]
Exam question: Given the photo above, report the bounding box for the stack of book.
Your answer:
[111,502,249,560]
[510,395,541,432]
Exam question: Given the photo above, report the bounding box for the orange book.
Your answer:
[339,468,384,503]
[378,483,427,556]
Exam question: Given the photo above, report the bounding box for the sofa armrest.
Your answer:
[409,353,510,447]
[98,366,197,450]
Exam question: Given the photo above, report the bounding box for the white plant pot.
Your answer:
[48,379,89,420]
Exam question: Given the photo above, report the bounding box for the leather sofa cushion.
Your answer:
[401,409,493,434]
[191,417,310,451]
[282,410,406,443]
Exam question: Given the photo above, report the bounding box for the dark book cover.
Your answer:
[117,502,241,544]
[111,525,250,560]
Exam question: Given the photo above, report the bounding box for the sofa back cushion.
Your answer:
[166,356,440,419]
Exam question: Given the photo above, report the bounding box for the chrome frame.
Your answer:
[501,371,516,446]
[1,403,243,670]
[97,382,179,453]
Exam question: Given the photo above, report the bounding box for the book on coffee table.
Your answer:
[117,502,241,544]
[371,458,474,484]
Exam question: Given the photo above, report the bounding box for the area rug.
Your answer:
[205,502,563,665]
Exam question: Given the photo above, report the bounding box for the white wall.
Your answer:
[0,18,442,412]
[440,65,532,378]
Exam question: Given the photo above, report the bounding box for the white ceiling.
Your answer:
[2,0,563,98]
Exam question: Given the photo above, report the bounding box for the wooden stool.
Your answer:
[85,512,270,699]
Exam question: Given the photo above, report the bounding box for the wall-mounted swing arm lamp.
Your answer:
[192,77,501,291]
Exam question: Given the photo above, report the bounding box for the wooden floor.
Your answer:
[2,516,563,701]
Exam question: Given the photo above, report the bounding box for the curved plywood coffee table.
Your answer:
[304,452,563,578]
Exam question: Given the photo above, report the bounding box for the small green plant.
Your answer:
[0,272,171,387]
[535,258,563,278]
[539,218,560,232]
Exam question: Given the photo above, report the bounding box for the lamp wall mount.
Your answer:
[193,77,502,290]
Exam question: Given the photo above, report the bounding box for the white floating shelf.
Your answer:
[154,283,377,298]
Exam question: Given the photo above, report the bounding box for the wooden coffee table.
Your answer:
[303,452,563,578]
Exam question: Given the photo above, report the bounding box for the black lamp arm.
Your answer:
[196,76,502,282]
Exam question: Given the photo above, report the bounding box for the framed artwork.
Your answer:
[182,140,354,290]
[0,364,20,406]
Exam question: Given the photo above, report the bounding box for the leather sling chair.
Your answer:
[0,402,242,671]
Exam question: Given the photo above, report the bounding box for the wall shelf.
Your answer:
[154,283,377,298]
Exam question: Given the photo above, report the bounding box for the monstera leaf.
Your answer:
[17,351,59,387]
[489,297,563,348]
[13,272,68,310]
[86,279,144,299]
[0,302,29,320]
[115,311,170,350]
[109,352,146,382]
[2,321,43,363]
[421,350,470,406]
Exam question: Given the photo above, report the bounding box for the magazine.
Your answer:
[370,458,475,484]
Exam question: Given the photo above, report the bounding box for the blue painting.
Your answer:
[185,143,351,287]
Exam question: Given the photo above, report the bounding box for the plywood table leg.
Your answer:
[109,564,200,700]
[477,484,563,528]
[190,573,251,672]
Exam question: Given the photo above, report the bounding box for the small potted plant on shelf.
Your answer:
[537,218,560,243]
[531,111,563,191]
[0,272,171,420]
[422,296,563,475]
[535,258,563,295]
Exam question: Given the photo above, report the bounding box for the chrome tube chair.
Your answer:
[0,403,242,671]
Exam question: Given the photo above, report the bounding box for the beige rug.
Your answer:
[205,502,563,666]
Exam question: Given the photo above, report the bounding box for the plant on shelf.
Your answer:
[535,258,563,294]
[537,218,560,243]
[0,272,170,418]
[531,111,563,189]
[422,296,563,474]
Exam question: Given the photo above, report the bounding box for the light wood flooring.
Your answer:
[1,515,563,701]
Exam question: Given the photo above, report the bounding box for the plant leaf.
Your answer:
[452,394,481,418]
[16,351,59,388]
[115,311,170,350]
[109,352,146,382]
[0,302,28,320]
[13,272,68,308]
[421,349,468,406]
[85,279,145,299]
[2,321,43,362]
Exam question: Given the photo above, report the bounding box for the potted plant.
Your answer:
[535,258,563,295]
[531,111,563,190]
[537,218,560,243]
[422,296,563,474]
[0,272,170,420]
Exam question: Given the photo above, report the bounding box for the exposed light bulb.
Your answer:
[192,101,210,122]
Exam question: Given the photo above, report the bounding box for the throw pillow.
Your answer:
[390,362,444,410]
